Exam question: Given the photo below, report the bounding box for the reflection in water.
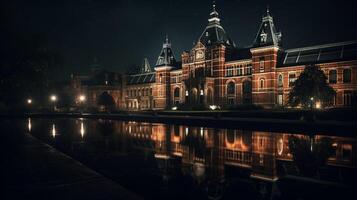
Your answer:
[27,118,31,132]
[80,122,85,138]
[51,124,56,138]
[26,119,357,200]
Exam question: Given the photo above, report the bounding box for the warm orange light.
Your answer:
[50,95,57,102]
[79,95,86,102]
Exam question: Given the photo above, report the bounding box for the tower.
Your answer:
[251,7,282,108]
[154,36,176,109]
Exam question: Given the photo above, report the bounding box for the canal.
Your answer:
[11,118,357,199]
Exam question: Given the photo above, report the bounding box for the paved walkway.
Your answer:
[0,122,141,200]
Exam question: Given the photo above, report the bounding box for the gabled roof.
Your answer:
[198,3,235,47]
[155,36,176,67]
[279,40,357,67]
[253,8,282,48]
[126,72,156,85]
[140,58,152,73]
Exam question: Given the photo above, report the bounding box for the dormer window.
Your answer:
[206,32,209,37]
[260,31,267,43]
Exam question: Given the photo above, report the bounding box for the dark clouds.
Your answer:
[1,0,356,79]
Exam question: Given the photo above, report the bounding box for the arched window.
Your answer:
[227,82,235,95]
[260,78,265,89]
[174,87,180,98]
[329,70,337,84]
[343,68,351,83]
[278,74,283,87]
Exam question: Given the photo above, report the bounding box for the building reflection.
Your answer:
[118,121,357,184]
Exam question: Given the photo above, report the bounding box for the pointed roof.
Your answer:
[140,58,152,73]
[155,35,176,67]
[253,7,282,47]
[198,2,235,47]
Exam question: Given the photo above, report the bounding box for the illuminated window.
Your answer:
[278,74,283,87]
[236,65,243,76]
[329,70,337,84]
[246,64,252,75]
[259,78,265,89]
[259,57,265,72]
[343,90,352,106]
[226,66,234,77]
[289,73,297,87]
[343,68,351,83]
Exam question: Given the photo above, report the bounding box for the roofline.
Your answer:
[285,40,357,53]
[128,72,155,77]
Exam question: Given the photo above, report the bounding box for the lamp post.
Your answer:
[50,95,57,112]
[78,95,86,114]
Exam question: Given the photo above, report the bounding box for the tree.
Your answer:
[288,136,333,177]
[97,92,115,110]
[288,64,336,108]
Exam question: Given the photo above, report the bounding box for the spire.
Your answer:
[253,7,282,47]
[163,34,171,48]
[141,58,152,73]
[208,1,220,26]
[198,1,235,47]
[156,36,176,67]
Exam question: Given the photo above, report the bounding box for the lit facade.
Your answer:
[72,4,357,110]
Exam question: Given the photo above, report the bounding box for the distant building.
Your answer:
[72,4,357,110]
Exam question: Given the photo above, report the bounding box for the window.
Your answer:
[227,66,234,77]
[174,88,180,98]
[260,31,267,43]
[277,94,283,106]
[228,98,234,105]
[343,68,351,83]
[259,78,265,89]
[227,82,235,95]
[243,81,252,94]
[289,73,297,87]
[159,74,163,83]
[246,64,252,75]
[259,57,265,72]
[329,70,337,84]
[236,65,243,76]
[343,91,352,106]
[278,74,283,87]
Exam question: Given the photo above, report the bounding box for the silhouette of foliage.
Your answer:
[288,135,334,177]
[288,64,336,108]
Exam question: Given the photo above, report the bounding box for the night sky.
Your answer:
[1,0,356,80]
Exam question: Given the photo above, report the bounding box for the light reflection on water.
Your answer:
[51,124,56,138]
[25,118,356,200]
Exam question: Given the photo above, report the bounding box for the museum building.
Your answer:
[72,4,357,110]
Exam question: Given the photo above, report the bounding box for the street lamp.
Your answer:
[79,95,86,102]
[27,98,32,104]
[50,95,57,111]
[78,95,86,113]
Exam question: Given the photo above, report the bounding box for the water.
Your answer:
[11,118,357,199]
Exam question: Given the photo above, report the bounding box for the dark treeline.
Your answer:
[0,7,63,111]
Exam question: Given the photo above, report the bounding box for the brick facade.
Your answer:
[72,5,357,110]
